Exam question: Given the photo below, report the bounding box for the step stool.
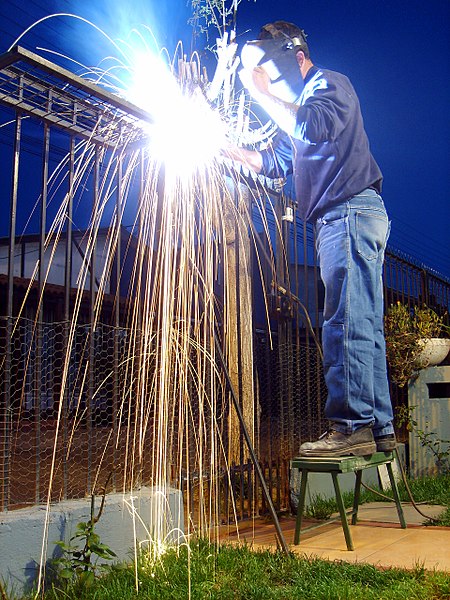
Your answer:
[291,452,406,550]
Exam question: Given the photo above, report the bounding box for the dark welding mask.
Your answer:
[240,35,305,103]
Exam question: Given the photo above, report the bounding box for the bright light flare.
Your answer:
[127,52,227,178]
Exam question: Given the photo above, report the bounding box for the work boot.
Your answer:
[375,433,397,452]
[299,425,376,457]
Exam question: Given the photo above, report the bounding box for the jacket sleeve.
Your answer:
[259,131,294,179]
[294,73,356,144]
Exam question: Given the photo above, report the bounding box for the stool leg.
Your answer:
[331,472,354,551]
[294,470,308,545]
[386,461,407,529]
[352,470,363,525]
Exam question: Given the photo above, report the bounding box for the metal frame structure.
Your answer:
[0,45,449,530]
[0,45,292,550]
[0,45,152,147]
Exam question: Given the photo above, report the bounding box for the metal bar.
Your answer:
[87,147,100,493]
[0,46,154,123]
[213,335,290,555]
[386,461,407,529]
[34,109,51,503]
[293,468,308,545]
[351,470,363,525]
[2,109,22,511]
[233,185,244,467]
[62,136,75,499]
[112,152,123,491]
[279,193,295,456]
[0,93,115,147]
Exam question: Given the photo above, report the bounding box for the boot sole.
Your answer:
[299,442,376,458]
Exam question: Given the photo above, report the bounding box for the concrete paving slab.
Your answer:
[291,524,450,571]
[349,502,445,525]
[220,506,450,572]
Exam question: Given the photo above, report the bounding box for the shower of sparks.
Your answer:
[125,51,228,179]
[1,10,286,594]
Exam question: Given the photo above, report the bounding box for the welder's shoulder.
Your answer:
[319,68,355,91]
[316,68,359,106]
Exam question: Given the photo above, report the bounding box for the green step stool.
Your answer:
[291,452,407,551]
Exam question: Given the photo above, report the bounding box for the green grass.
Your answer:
[4,474,448,600]
[15,540,450,600]
[306,473,450,525]
[362,472,450,525]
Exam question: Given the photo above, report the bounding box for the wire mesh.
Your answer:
[0,45,449,522]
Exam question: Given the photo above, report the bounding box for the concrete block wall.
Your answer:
[408,365,450,477]
[0,487,184,596]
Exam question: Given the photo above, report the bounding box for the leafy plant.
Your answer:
[52,474,117,588]
[189,0,238,38]
[384,302,449,387]
[397,405,450,474]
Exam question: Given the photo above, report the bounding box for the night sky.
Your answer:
[0,0,449,278]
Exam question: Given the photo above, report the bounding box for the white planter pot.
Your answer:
[415,338,450,368]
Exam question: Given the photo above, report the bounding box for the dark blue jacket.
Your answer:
[260,65,383,222]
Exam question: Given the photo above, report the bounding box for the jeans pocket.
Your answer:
[355,211,389,260]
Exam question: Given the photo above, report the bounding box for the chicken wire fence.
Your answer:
[0,314,326,516]
[0,45,449,521]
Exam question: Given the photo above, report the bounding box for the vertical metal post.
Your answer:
[136,148,145,486]
[214,336,290,555]
[421,268,429,306]
[280,193,294,456]
[87,146,100,493]
[35,112,50,503]
[112,152,123,491]
[62,136,75,499]
[2,110,22,511]
[233,184,244,465]
[274,193,287,456]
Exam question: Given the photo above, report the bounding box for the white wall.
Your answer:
[0,487,184,597]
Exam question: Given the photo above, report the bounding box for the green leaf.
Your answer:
[59,568,74,579]
[79,570,96,587]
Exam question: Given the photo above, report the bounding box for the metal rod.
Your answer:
[213,335,290,555]
[62,136,75,499]
[0,46,154,124]
[35,113,51,503]
[112,152,123,491]
[2,110,22,511]
[87,146,100,493]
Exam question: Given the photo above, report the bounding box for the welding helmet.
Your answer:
[240,22,308,103]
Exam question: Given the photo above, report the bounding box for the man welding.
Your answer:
[225,20,396,457]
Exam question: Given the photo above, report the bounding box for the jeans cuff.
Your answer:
[373,426,394,437]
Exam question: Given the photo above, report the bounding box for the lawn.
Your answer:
[8,539,449,600]
[2,474,449,600]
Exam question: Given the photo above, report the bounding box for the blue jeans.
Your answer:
[315,189,393,437]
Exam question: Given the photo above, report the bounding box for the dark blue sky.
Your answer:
[1,0,449,277]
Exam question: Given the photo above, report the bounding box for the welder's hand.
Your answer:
[219,144,263,173]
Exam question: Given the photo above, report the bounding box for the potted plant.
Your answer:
[384,302,450,387]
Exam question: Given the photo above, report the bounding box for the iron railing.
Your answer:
[0,46,449,519]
